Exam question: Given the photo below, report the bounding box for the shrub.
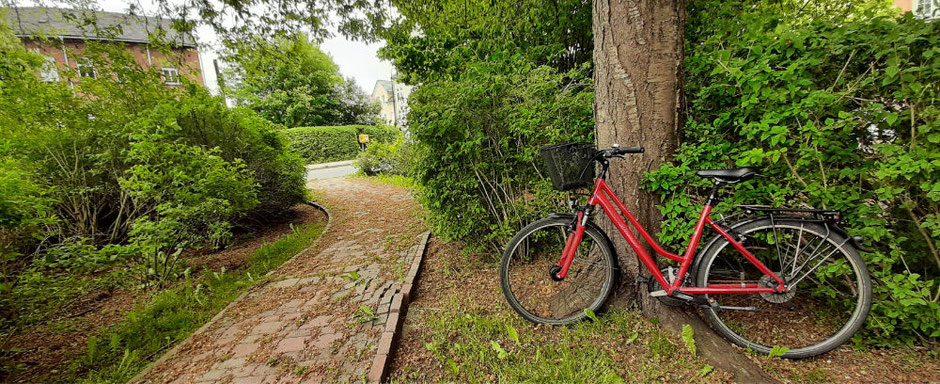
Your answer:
[285,125,401,163]
[409,60,594,251]
[128,94,307,218]
[0,159,56,263]
[1,18,308,292]
[355,137,419,176]
[647,3,939,344]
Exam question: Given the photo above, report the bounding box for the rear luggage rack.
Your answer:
[736,205,842,223]
[735,205,870,252]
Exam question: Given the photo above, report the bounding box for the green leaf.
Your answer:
[625,332,639,345]
[507,324,520,345]
[699,365,715,377]
[768,345,789,358]
[584,308,599,322]
[446,358,459,375]
[681,324,697,357]
[491,341,509,359]
[885,112,898,126]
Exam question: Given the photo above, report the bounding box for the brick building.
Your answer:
[5,7,205,87]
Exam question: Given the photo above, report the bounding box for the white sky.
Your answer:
[320,36,393,95]
[28,0,394,95]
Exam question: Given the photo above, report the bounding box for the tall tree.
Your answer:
[222,34,379,127]
[592,1,776,380]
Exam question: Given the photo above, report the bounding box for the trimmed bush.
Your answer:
[355,137,420,176]
[285,125,401,164]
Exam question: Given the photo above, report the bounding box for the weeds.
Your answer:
[407,296,716,383]
[355,304,378,323]
[682,324,697,357]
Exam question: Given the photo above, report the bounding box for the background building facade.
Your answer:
[6,7,204,88]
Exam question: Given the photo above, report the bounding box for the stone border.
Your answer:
[128,201,332,384]
[367,231,431,384]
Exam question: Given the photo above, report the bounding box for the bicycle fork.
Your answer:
[553,209,591,280]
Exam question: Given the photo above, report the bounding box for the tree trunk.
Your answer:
[592,1,778,381]
[593,0,684,304]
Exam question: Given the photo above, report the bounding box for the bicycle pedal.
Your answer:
[635,276,650,284]
[649,290,667,297]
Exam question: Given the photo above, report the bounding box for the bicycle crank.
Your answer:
[647,267,690,306]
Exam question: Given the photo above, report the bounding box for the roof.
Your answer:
[4,7,197,47]
[372,80,394,97]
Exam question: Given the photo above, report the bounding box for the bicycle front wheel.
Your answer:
[500,216,618,325]
[696,218,871,358]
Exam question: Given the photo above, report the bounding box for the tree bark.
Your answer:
[592,1,778,381]
[593,0,684,303]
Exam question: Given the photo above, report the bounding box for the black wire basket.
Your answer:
[540,142,597,191]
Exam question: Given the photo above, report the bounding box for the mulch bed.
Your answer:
[0,204,326,384]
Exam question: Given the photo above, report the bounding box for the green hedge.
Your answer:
[285,125,401,163]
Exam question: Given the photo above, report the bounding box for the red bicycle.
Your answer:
[500,142,871,358]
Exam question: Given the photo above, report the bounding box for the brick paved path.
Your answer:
[134,177,426,384]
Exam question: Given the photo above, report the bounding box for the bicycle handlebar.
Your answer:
[598,146,644,158]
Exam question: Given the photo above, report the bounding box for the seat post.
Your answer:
[705,181,724,206]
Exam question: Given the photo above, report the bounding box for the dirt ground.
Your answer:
[388,239,732,383]
[0,204,326,384]
[390,238,940,384]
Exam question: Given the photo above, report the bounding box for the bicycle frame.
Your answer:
[556,176,787,296]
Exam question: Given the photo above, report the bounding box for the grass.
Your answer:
[394,295,723,383]
[61,221,326,384]
[352,173,420,191]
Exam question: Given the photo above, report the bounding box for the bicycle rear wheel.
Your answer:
[696,218,871,358]
[500,216,618,325]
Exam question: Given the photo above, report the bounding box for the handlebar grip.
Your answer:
[615,146,644,155]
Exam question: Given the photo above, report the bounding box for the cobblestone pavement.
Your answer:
[134,177,426,384]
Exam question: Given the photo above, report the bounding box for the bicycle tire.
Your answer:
[696,218,872,358]
[500,216,618,325]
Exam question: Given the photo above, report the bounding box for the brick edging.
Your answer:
[128,201,332,384]
[367,231,431,384]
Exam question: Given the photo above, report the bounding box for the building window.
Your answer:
[915,0,939,19]
[77,59,96,79]
[40,56,59,82]
[162,67,180,85]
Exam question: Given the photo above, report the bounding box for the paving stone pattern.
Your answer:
[134,178,426,384]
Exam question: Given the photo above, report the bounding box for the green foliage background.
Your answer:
[0,19,308,332]
[388,0,938,345]
[645,0,939,344]
[382,0,596,250]
[284,125,401,164]
[355,136,421,176]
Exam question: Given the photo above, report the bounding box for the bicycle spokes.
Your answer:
[702,222,867,353]
[501,219,616,324]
